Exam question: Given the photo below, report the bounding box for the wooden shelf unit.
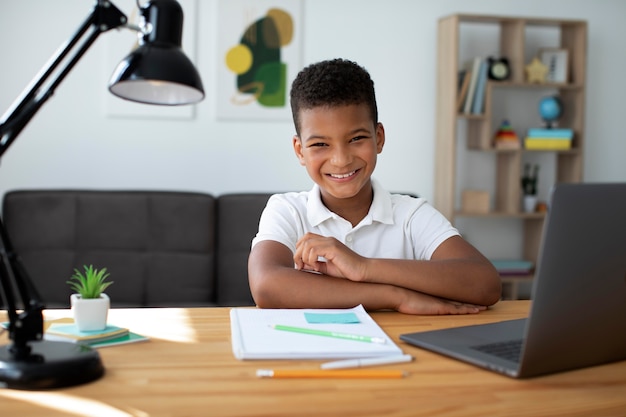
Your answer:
[434,14,587,295]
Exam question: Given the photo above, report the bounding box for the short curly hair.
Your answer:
[290,58,378,136]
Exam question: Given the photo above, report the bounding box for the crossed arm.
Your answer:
[248,233,502,315]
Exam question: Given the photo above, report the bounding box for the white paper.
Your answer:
[230,305,403,360]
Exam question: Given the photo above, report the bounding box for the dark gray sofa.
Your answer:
[1,190,274,308]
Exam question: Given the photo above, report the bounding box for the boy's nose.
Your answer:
[330,146,352,166]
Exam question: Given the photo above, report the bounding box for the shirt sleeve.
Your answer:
[407,200,459,260]
[251,194,303,254]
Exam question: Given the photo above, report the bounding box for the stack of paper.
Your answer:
[230,305,403,360]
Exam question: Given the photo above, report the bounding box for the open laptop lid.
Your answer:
[518,182,626,377]
[401,183,626,378]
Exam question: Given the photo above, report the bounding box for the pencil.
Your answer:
[256,369,407,379]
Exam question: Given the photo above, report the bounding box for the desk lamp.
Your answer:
[0,0,204,389]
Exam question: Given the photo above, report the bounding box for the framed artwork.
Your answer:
[103,0,198,119]
[539,48,569,84]
[217,0,302,120]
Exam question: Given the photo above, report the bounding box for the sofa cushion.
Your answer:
[215,193,273,306]
[2,190,216,308]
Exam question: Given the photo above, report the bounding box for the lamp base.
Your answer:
[0,340,104,389]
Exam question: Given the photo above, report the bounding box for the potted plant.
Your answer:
[521,163,539,213]
[67,265,114,331]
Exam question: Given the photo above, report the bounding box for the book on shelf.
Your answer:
[527,128,573,139]
[490,260,534,276]
[463,57,482,114]
[524,138,572,150]
[44,323,148,347]
[456,69,471,112]
[471,58,488,114]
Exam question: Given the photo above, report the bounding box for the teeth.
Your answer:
[330,170,356,179]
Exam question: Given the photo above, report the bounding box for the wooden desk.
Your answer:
[1,301,625,416]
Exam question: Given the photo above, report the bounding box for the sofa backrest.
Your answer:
[2,190,218,308]
[215,193,273,306]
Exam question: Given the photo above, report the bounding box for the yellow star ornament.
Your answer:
[525,57,548,84]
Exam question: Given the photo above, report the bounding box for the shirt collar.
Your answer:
[306,179,394,227]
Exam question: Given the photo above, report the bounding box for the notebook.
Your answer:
[400,183,626,378]
[230,304,403,360]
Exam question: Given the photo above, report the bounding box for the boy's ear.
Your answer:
[293,135,306,165]
[376,122,386,154]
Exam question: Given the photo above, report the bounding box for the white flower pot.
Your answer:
[523,195,537,213]
[70,293,110,331]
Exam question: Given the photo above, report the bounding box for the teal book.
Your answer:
[89,331,149,348]
[527,128,573,138]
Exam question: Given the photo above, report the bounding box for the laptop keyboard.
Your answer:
[471,339,523,363]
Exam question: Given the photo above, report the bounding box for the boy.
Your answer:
[248,59,501,315]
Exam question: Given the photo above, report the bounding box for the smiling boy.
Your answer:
[248,59,501,315]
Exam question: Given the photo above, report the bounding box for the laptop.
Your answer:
[400,183,626,378]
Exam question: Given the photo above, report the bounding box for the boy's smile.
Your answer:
[293,104,385,220]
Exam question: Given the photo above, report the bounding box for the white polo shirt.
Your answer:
[252,179,459,261]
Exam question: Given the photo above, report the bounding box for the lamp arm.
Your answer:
[0,0,129,159]
[0,0,128,358]
[0,217,45,358]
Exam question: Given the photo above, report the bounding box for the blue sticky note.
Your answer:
[304,312,360,324]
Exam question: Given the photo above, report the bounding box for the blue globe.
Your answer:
[539,96,562,122]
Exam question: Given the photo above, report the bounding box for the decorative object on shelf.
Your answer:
[525,57,548,83]
[522,96,574,150]
[462,190,490,214]
[521,164,539,213]
[487,56,510,81]
[538,95,563,128]
[536,201,549,213]
[67,265,114,332]
[522,195,538,213]
[539,48,569,83]
[493,119,520,149]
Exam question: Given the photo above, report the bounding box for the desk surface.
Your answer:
[1,301,625,417]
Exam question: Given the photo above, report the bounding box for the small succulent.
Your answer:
[67,265,113,299]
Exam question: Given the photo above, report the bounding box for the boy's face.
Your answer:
[293,104,385,204]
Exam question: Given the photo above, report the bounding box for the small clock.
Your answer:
[488,57,510,81]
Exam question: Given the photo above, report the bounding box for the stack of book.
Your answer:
[490,260,534,277]
[45,323,148,348]
[456,56,488,115]
[524,128,573,150]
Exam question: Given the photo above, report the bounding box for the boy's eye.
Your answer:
[309,142,328,147]
[351,136,367,142]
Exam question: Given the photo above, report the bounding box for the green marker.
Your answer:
[271,324,386,344]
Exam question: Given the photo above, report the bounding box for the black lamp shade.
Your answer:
[108,0,204,105]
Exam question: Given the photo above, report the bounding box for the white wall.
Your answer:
[1,0,625,203]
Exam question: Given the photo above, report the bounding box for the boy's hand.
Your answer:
[294,233,366,280]
[396,288,487,315]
